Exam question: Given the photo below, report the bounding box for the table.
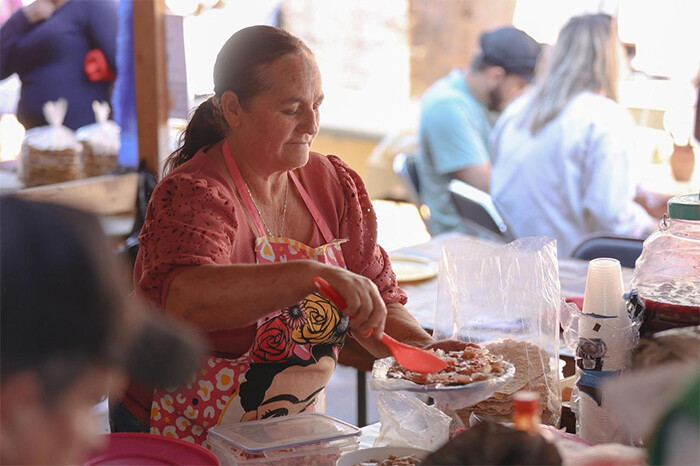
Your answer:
[338,232,634,426]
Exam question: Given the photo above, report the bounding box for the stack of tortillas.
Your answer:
[457,339,560,425]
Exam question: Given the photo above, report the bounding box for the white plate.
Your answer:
[369,357,515,409]
[389,255,438,283]
[337,446,431,466]
[370,357,515,395]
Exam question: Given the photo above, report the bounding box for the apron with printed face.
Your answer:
[150,141,349,445]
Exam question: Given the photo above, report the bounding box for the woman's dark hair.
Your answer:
[164,25,311,173]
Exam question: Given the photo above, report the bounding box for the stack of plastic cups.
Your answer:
[576,258,633,444]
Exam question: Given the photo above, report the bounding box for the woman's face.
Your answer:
[230,52,324,173]
[0,366,122,465]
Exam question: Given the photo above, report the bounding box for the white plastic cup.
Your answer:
[579,258,633,372]
[582,258,626,319]
[578,393,630,444]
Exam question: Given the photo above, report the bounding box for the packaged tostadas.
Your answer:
[76,101,120,177]
[20,99,82,187]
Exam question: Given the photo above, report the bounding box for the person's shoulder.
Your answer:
[498,92,532,126]
[83,0,117,12]
[80,0,117,19]
[294,152,351,217]
[156,151,233,201]
[422,72,469,105]
[300,151,348,184]
[506,92,532,116]
[566,93,634,146]
[303,151,366,193]
[570,92,632,124]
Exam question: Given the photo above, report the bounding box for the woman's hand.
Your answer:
[423,339,470,352]
[318,266,387,339]
[22,0,56,23]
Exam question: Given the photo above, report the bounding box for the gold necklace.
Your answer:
[245,176,289,237]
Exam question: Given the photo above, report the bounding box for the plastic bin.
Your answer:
[206,413,360,465]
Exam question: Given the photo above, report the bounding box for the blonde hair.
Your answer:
[525,14,621,134]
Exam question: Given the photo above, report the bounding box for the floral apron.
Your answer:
[150,142,349,445]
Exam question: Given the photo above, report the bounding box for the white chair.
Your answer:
[392,152,421,205]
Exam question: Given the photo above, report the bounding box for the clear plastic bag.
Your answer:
[432,236,562,427]
[20,99,82,187]
[374,391,451,450]
[76,101,120,177]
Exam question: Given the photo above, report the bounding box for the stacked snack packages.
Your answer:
[562,258,640,445]
[20,99,81,187]
[76,101,120,177]
[433,237,562,428]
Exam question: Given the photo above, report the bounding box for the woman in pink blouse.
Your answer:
[125,26,457,443]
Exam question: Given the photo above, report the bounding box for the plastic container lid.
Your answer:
[207,413,360,454]
[667,192,700,221]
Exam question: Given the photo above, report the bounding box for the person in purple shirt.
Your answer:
[0,0,117,130]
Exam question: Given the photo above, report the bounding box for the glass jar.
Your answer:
[631,192,700,335]
[513,391,540,434]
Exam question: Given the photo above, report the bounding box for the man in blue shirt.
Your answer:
[417,27,540,235]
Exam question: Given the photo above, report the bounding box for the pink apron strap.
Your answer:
[222,140,335,243]
[289,171,335,244]
[221,141,265,237]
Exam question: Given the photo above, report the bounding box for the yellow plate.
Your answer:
[389,254,439,283]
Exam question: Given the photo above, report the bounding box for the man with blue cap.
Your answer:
[417,27,541,235]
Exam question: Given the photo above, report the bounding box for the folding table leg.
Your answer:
[357,369,367,427]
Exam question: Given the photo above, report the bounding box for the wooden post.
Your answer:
[133,0,169,178]
[409,0,517,97]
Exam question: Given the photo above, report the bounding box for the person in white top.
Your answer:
[490,14,654,257]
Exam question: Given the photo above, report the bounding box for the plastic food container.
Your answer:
[206,413,360,465]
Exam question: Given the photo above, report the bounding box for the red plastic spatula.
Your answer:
[313,277,447,375]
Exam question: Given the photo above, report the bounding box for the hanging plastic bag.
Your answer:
[432,236,562,428]
[76,101,120,177]
[20,99,82,187]
[374,391,451,451]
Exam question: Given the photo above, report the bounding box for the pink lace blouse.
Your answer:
[133,148,407,356]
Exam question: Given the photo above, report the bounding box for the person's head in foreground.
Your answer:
[166,24,319,173]
[469,26,541,111]
[525,13,621,134]
[0,197,202,465]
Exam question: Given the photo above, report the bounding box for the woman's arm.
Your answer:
[166,260,322,331]
[0,13,26,79]
[0,0,62,79]
[166,259,388,335]
[85,0,118,72]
